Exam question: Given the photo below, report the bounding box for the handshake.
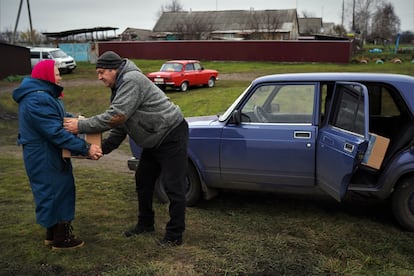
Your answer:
[64,118,103,160]
[87,144,103,160]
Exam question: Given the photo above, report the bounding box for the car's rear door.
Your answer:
[316,82,370,201]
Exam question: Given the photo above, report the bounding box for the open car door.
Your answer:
[316,82,369,201]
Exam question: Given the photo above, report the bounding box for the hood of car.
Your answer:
[187,115,219,126]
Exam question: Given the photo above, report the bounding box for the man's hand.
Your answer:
[88,144,103,160]
[63,118,79,134]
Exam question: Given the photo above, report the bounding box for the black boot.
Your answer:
[51,222,84,250]
[124,224,155,237]
[44,226,54,246]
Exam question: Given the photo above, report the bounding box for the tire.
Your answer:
[391,177,414,231]
[180,82,188,92]
[154,162,202,207]
[156,84,166,92]
[207,77,215,88]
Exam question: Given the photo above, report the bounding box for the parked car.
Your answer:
[29,47,77,73]
[128,72,414,231]
[146,60,218,92]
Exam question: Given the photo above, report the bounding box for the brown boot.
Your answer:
[44,226,54,246]
[51,222,85,250]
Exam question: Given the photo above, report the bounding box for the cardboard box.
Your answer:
[62,117,102,158]
[362,133,390,170]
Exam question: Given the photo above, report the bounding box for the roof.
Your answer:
[120,28,153,41]
[254,72,414,85]
[153,9,297,33]
[42,27,118,39]
[166,60,200,63]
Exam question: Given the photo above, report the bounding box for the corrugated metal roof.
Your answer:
[153,9,297,33]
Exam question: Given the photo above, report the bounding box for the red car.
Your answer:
[146,60,219,92]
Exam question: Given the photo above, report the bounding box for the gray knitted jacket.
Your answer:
[78,59,184,152]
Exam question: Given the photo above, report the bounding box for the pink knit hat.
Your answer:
[31,60,56,83]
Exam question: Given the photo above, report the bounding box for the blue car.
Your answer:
[129,72,414,231]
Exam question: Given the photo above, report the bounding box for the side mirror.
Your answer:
[232,110,241,125]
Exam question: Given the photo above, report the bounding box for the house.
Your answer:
[120,28,153,41]
[298,17,323,36]
[152,9,299,40]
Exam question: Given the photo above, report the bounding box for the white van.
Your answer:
[29,47,77,73]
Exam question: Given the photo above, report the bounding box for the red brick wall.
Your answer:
[98,40,352,64]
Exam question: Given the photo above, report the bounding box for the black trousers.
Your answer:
[135,119,188,239]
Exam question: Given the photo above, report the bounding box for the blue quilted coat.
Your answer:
[12,77,90,228]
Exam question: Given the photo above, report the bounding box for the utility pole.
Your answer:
[352,0,355,32]
[12,0,24,44]
[27,0,33,44]
[11,0,33,44]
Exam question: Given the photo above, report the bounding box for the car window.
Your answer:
[366,84,400,116]
[161,63,182,72]
[194,63,202,70]
[241,84,315,123]
[330,84,365,135]
[30,51,40,58]
[50,50,67,58]
[185,63,195,71]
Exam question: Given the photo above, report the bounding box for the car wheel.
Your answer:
[154,162,202,206]
[180,82,188,92]
[157,84,166,91]
[207,77,215,88]
[391,177,414,231]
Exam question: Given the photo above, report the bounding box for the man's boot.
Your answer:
[51,222,84,250]
[44,226,54,246]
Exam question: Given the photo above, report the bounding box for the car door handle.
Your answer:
[294,131,311,139]
[344,143,354,153]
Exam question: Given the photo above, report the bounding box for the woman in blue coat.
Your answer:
[12,60,102,250]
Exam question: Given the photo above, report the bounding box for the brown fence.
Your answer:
[98,40,352,64]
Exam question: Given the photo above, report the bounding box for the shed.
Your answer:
[0,42,31,79]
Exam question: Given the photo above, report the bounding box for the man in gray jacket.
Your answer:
[64,51,188,246]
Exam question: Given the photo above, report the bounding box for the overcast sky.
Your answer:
[0,0,413,35]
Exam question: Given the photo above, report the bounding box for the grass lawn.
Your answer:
[1,61,414,275]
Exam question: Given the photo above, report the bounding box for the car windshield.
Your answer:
[50,50,68,58]
[160,63,183,72]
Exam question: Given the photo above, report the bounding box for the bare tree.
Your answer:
[158,0,184,17]
[20,28,42,45]
[354,0,377,41]
[164,0,183,12]
[174,15,213,40]
[301,11,316,18]
[249,11,283,40]
[0,28,14,43]
[370,2,400,43]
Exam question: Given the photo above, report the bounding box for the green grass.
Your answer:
[1,155,413,275]
[1,61,414,275]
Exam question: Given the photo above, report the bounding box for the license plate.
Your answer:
[154,78,164,84]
